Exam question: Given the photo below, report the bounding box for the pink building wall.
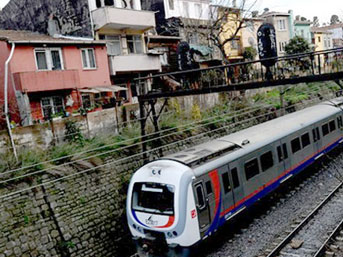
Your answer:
[0,41,20,127]
[0,41,112,125]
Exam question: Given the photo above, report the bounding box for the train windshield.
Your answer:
[132,182,175,215]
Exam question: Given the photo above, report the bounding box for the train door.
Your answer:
[194,181,210,232]
[218,165,235,212]
[228,161,244,206]
[278,138,291,177]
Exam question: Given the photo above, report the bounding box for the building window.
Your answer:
[183,1,189,18]
[104,35,122,55]
[127,35,143,54]
[82,94,92,109]
[231,38,241,50]
[279,41,287,52]
[194,3,201,18]
[41,96,64,118]
[168,0,174,10]
[277,19,286,31]
[35,48,63,71]
[81,48,96,69]
[188,33,198,45]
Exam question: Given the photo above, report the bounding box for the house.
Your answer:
[320,23,343,48]
[89,0,162,102]
[259,10,294,56]
[218,7,244,62]
[311,27,333,51]
[0,0,162,105]
[241,16,264,60]
[0,30,115,127]
[142,0,222,67]
[294,16,312,44]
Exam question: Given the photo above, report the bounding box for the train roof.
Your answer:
[165,98,343,169]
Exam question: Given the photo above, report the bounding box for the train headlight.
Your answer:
[173,231,178,236]
[167,232,173,238]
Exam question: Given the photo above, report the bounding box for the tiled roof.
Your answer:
[0,30,105,45]
[321,23,343,30]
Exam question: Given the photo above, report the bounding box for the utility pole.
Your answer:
[4,43,17,161]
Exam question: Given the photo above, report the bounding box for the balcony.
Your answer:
[13,70,80,93]
[92,7,156,32]
[108,54,162,75]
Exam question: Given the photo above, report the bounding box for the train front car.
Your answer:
[127,160,199,257]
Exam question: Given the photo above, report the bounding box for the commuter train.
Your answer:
[126,97,343,256]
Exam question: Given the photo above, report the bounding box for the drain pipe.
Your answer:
[4,42,17,160]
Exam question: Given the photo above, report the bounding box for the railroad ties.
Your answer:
[260,181,343,257]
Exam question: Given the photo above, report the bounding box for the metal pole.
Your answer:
[139,100,148,163]
[4,42,17,160]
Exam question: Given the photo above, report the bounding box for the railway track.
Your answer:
[314,218,343,257]
[261,180,343,257]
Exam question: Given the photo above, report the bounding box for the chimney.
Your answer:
[252,11,258,18]
[264,8,269,13]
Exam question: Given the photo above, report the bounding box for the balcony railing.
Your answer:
[92,7,156,32]
[13,70,80,93]
[108,54,161,75]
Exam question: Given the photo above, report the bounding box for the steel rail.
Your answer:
[266,180,343,257]
[313,218,343,257]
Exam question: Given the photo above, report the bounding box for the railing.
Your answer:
[136,47,343,99]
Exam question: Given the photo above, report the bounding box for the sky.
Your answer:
[0,0,342,24]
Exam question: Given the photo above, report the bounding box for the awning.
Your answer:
[79,85,128,94]
[110,85,128,92]
[79,89,100,93]
[95,87,114,92]
[190,44,213,56]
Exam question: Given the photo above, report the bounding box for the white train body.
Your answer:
[127,97,343,256]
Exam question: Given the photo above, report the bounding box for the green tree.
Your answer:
[285,36,310,55]
[243,47,257,61]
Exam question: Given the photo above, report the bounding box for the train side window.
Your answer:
[195,183,206,209]
[322,123,329,136]
[329,120,336,132]
[291,137,301,153]
[338,116,343,128]
[260,151,273,171]
[282,143,288,159]
[231,168,240,189]
[222,172,232,194]
[205,181,213,195]
[312,127,320,142]
[244,158,260,180]
[301,133,310,148]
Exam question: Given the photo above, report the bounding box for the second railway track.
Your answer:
[261,180,343,257]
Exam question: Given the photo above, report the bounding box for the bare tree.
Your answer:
[313,16,320,27]
[161,0,258,64]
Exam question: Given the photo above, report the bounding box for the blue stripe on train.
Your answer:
[206,137,342,233]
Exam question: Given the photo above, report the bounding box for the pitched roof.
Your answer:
[260,11,290,18]
[321,23,343,30]
[310,27,333,34]
[0,30,105,45]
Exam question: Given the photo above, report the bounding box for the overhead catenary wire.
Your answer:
[0,105,288,200]
[1,93,341,199]
[0,102,268,175]
[0,103,270,181]
[1,90,339,178]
